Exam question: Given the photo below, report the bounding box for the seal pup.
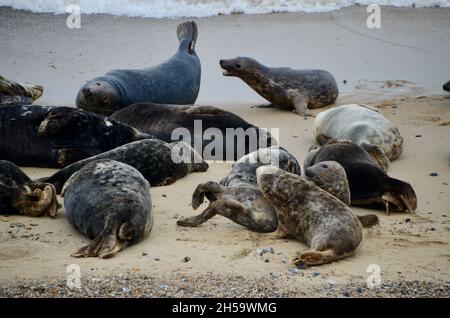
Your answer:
[0,105,152,168]
[110,103,277,160]
[0,75,43,106]
[256,165,363,266]
[304,139,417,214]
[76,21,201,115]
[62,159,152,258]
[219,57,338,116]
[177,146,300,232]
[41,139,208,194]
[0,160,58,217]
[443,81,450,92]
[313,104,403,169]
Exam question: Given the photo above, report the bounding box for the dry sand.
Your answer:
[0,6,449,297]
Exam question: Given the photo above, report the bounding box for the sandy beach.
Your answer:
[0,6,449,297]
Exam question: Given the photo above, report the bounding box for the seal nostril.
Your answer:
[82,88,92,98]
[236,64,241,69]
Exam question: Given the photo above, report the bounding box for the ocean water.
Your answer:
[0,0,449,18]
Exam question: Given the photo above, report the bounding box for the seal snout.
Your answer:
[219,59,236,76]
[82,87,93,100]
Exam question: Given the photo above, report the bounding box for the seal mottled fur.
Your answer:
[220,57,338,116]
[256,165,363,266]
[63,159,152,259]
[76,21,201,115]
[0,75,43,106]
[0,160,58,217]
[41,139,208,194]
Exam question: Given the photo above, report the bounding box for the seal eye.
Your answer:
[321,164,328,169]
[236,64,242,69]
[96,83,101,86]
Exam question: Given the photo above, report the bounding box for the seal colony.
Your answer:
[220,57,338,116]
[63,159,152,258]
[0,160,58,217]
[76,21,201,115]
[41,139,208,193]
[110,103,277,160]
[0,75,43,106]
[313,104,404,170]
[0,106,152,168]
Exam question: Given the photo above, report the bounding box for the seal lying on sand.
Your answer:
[304,139,417,214]
[443,81,450,92]
[41,139,208,194]
[0,106,152,168]
[0,75,43,106]
[257,165,363,266]
[76,21,201,115]
[63,159,152,258]
[177,146,300,232]
[220,57,338,116]
[313,104,403,170]
[110,103,277,160]
[0,160,58,217]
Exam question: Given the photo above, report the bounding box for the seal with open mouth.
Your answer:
[256,165,363,266]
[41,139,208,194]
[220,57,338,116]
[63,159,152,259]
[76,21,201,115]
[0,105,152,168]
[0,160,58,217]
[304,139,417,214]
[313,104,404,170]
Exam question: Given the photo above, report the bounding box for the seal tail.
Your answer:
[177,21,198,52]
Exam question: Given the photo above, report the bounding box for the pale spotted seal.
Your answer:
[0,160,58,217]
[0,106,153,168]
[62,159,152,258]
[256,165,363,266]
[0,75,43,106]
[313,104,404,170]
[220,57,338,116]
[76,21,201,115]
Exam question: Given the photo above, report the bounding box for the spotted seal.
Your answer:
[219,57,338,116]
[41,139,208,194]
[313,104,404,170]
[256,165,363,266]
[62,159,152,258]
[304,139,417,214]
[76,21,201,115]
[0,75,43,106]
[177,146,300,232]
[0,160,58,217]
[0,105,152,168]
[110,103,277,160]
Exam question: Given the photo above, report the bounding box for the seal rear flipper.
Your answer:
[382,178,417,214]
[177,21,198,53]
[293,249,350,267]
[12,184,58,218]
[177,206,217,227]
[72,226,129,259]
[191,181,223,209]
[0,75,43,101]
[360,142,390,172]
[57,148,96,167]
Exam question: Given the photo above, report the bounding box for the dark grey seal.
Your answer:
[304,139,417,214]
[257,165,363,266]
[220,57,338,116]
[76,21,201,115]
[443,81,450,92]
[0,105,152,168]
[110,103,277,160]
[62,159,152,258]
[0,160,58,217]
[41,139,208,194]
[0,75,43,106]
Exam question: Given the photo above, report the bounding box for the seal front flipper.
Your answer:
[57,148,96,167]
[293,249,345,267]
[290,92,311,116]
[360,142,390,172]
[253,103,275,108]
